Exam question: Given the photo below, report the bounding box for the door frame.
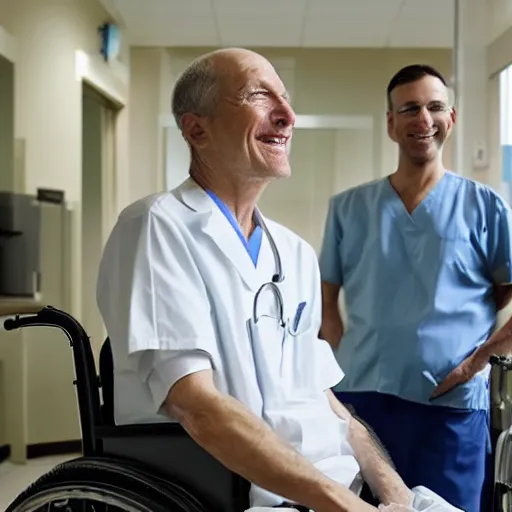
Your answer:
[0,25,16,63]
[69,50,128,323]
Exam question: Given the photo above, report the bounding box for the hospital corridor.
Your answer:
[1,0,512,511]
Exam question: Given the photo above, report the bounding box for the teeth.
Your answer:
[263,137,285,144]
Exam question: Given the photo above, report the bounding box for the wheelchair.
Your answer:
[4,303,512,512]
[2,305,251,512]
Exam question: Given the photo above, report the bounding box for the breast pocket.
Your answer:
[281,301,331,397]
[440,231,485,276]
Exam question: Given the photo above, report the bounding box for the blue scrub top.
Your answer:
[319,171,512,411]
[206,190,263,266]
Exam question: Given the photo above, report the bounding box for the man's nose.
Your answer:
[417,106,434,127]
[271,99,296,128]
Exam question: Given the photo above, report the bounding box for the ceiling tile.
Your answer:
[388,0,454,48]
[306,0,403,17]
[112,0,219,46]
[213,0,307,46]
[398,0,454,19]
[303,0,403,47]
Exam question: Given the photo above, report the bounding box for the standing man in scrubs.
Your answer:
[319,64,512,512]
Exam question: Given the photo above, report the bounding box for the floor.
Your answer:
[0,454,78,510]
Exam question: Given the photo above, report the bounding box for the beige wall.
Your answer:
[0,0,130,456]
[0,55,14,192]
[129,48,170,201]
[0,0,129,202]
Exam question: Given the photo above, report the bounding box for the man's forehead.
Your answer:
[391,75,449,105]
[217,57,288,97]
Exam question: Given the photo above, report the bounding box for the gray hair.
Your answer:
[171,55,219,129]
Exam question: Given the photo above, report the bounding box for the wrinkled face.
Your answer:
[185,51,296,181]
[387,75,456,165]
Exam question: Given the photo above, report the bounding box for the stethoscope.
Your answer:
[252,209,286,327]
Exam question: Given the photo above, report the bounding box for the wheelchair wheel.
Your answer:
[6,457,209,512]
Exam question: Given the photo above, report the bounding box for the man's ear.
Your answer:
[386,111,397,143]
[450,106,457,125]
[180,113,209,150]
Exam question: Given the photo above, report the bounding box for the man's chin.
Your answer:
[268,166,292,180]
[407,148,439,166]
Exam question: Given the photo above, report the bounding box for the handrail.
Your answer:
[3,305,102,456]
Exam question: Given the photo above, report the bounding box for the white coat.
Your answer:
[96,177,361,508]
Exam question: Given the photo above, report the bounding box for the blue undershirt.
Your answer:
[206,190,263,266]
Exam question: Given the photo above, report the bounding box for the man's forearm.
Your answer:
[477,285,512,359]
[327,392,412,507]
[169,391,376,512]
[320,305,344,350]
[474,314,512,362]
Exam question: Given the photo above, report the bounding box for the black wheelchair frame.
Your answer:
[3,305,251,512]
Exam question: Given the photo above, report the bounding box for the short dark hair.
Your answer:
[386,64,448,111]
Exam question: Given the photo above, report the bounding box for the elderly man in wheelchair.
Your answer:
[5,48,466,512]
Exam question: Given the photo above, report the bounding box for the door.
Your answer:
[81,84,117,361]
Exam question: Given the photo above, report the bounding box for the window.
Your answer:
[500,64,512,202]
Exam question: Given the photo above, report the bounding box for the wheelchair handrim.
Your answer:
[11,484,155,512]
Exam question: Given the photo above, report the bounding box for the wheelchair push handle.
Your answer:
[2,304,102,456]
[3,305,90,347]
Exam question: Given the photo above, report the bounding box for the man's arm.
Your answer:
[494,284,512,312]
[320,281,344,350]
[474,284,512,358]
[431,200,512,399]
[166,370,377,512]
[327,391,412,508]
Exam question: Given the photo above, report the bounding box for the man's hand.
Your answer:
[327,391,413,508]
[430,349,488,400]
[378,505,415,512]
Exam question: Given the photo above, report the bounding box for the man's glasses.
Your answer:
[396,102,453,118]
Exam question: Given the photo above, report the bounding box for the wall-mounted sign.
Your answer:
[98,23,121,63]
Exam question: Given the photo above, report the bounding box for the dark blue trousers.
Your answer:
[335,391,489,512]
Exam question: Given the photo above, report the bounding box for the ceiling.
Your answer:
[100,0,455,49]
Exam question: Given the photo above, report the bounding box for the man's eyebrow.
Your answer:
[399,101,420,108]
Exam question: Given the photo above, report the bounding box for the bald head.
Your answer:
[171,48,275,129]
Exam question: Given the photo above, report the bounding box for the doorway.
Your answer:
[81,83,117,361]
